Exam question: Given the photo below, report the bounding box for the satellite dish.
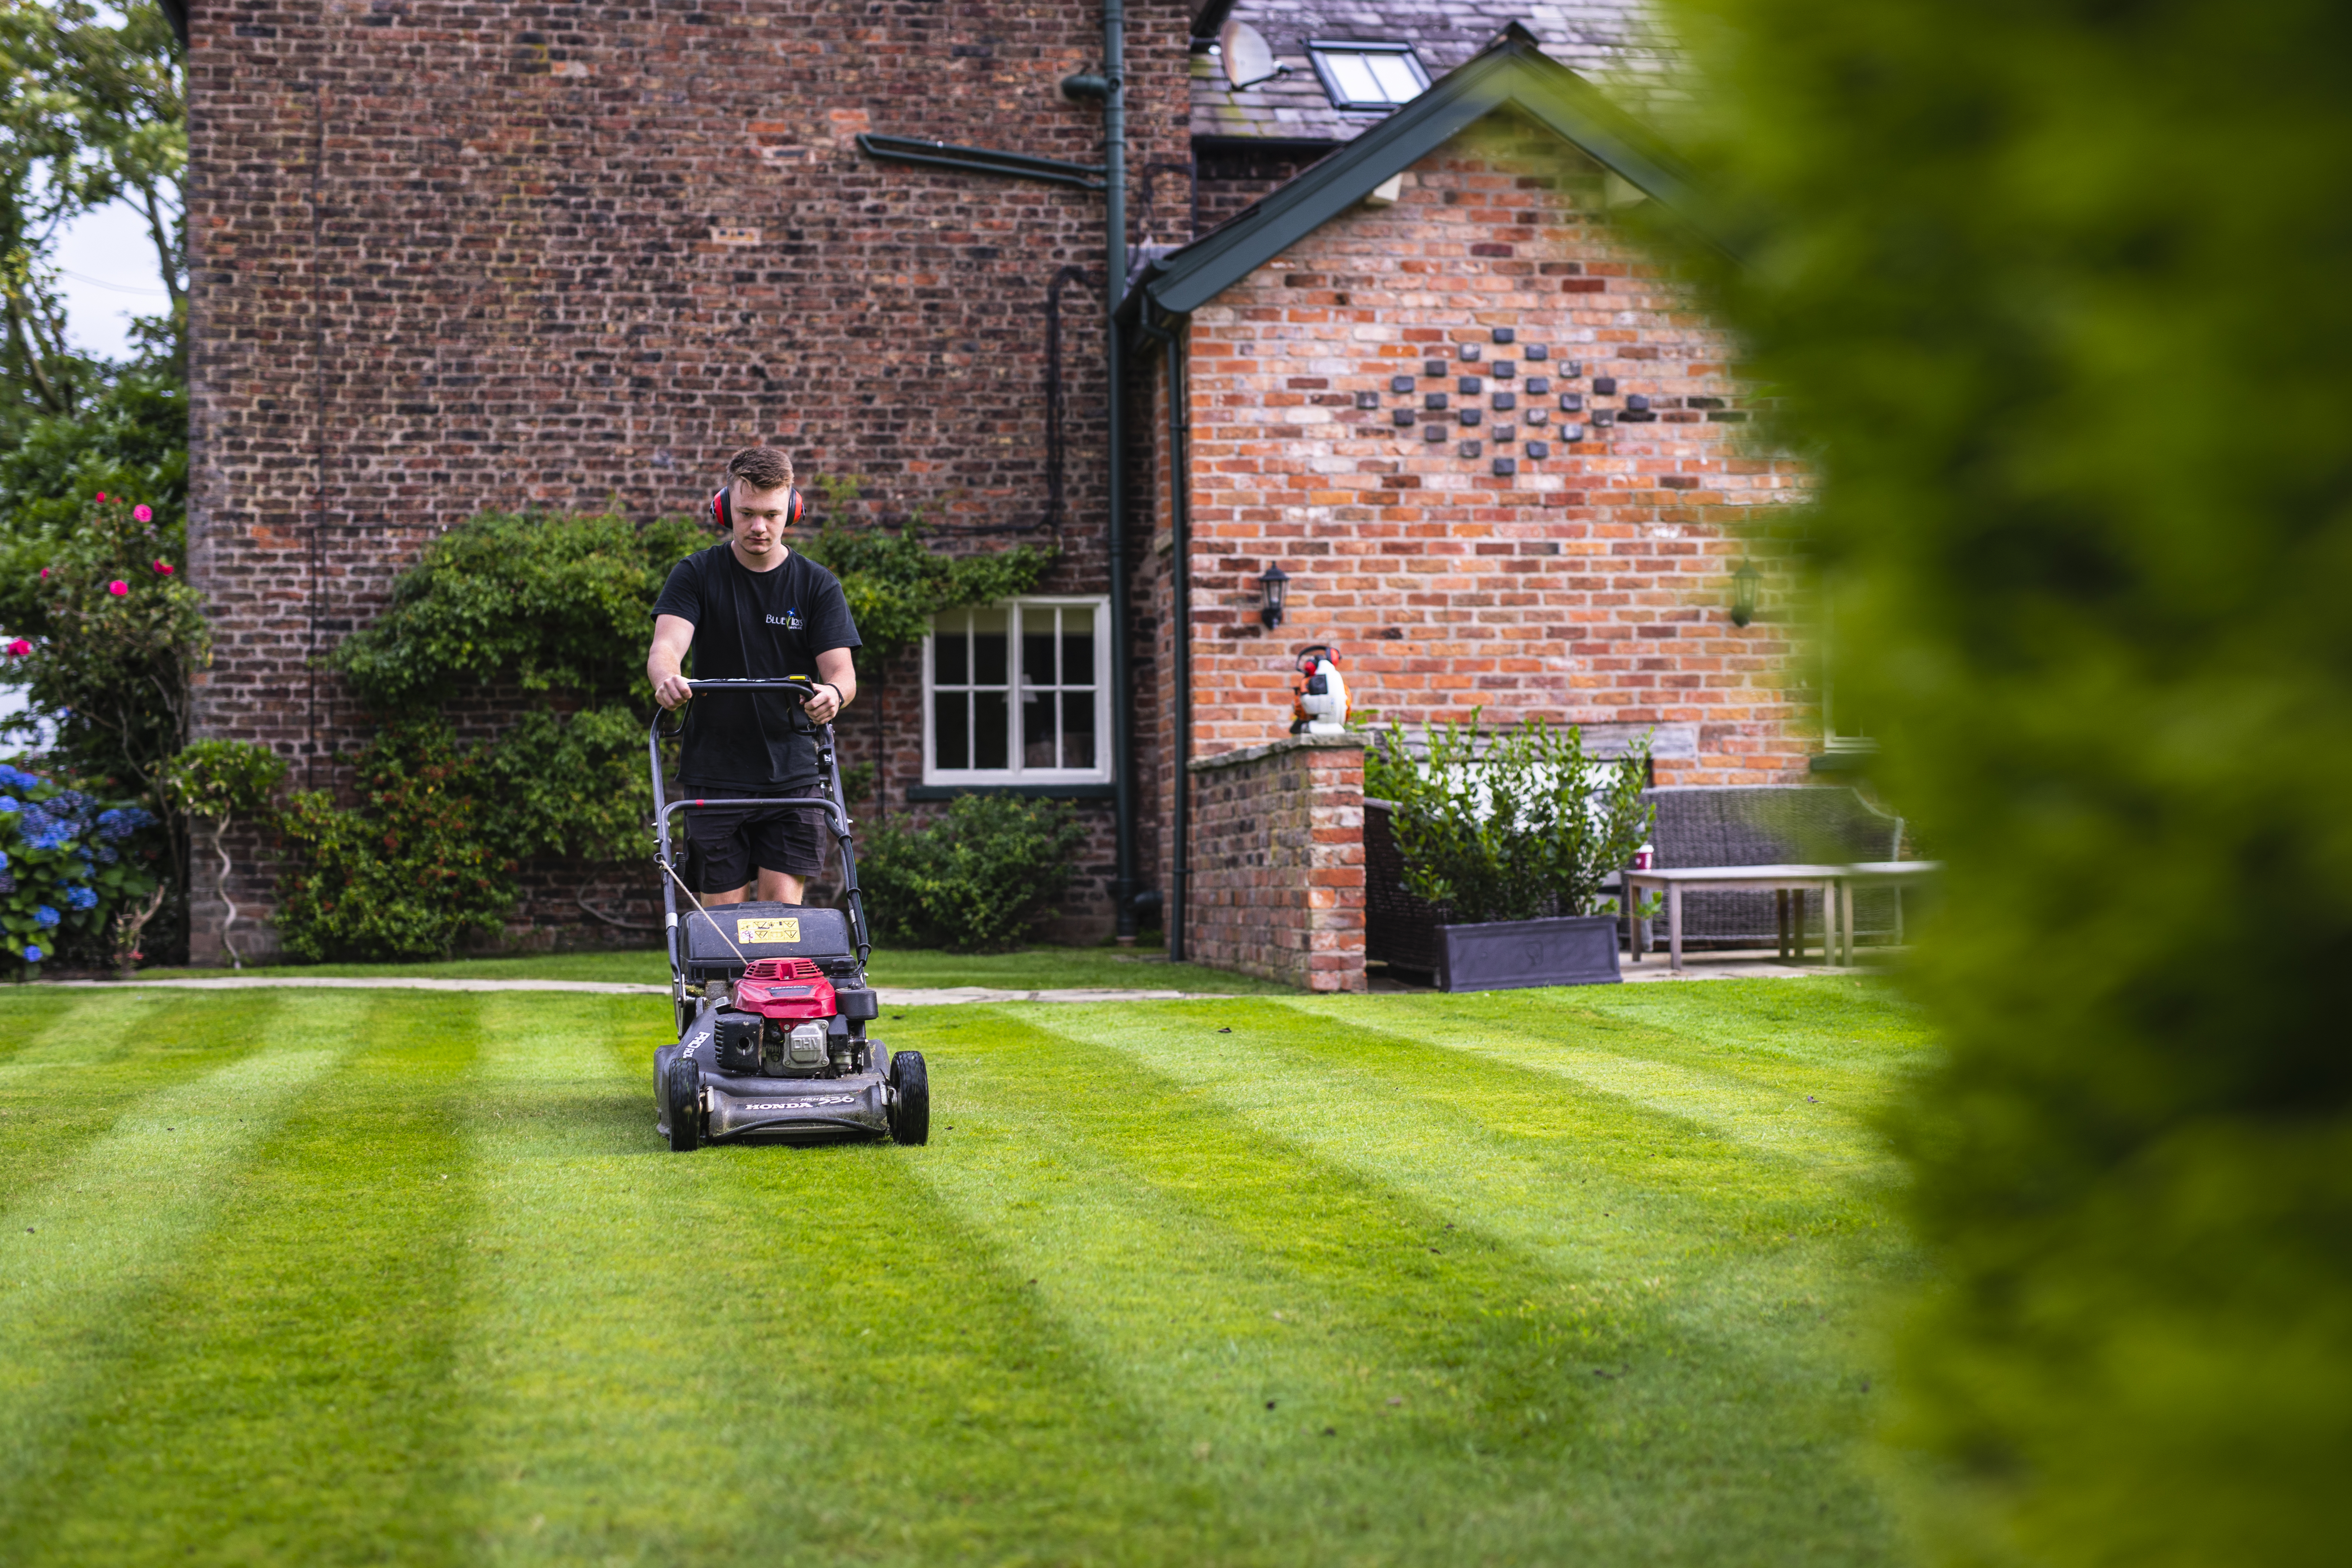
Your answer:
[1220,20,1283,90]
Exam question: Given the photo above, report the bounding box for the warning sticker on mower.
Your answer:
[736,917,801,944]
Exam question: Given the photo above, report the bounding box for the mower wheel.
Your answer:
[888,1051,930,1146]
[666,1056,703,1152]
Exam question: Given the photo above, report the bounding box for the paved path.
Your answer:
[45,955,1863,1003]
[43,977,1234,1005]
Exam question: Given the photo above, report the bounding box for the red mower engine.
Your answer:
[711,959,848,1078]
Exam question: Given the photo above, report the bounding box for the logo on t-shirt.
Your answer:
[765,609,804,630]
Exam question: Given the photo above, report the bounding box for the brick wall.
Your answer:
[1148,114,1815,859]
[1186,735,1365,990]
[182,0,1188,960]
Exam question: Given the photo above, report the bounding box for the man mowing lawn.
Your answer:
[646,445,861,907]
[0,978,1922,1565]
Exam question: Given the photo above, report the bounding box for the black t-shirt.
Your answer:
[652,543,862,790]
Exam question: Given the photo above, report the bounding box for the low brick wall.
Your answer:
[1186,735,1366,993]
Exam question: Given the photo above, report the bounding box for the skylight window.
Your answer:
[1307,43,1428,110]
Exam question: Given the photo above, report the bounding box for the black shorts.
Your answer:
[681,784,829,891]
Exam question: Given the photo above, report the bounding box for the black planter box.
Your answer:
[1437,915,1623,992]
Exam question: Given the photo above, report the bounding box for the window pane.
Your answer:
[1060,605,1095,690]
[974,691,1009,770]
[934,690,968,771]
[934,617,967,686]
[1324,51,1382,104]
[1062,687,1096,769]
[1021,609,1056,690]
[1022,691,1057,769]
[972,606,1008,687]
[1366,53,1424,101]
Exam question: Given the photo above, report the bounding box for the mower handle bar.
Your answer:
[655,677,824,738]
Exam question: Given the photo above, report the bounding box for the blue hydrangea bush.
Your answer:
[0,763,162,974]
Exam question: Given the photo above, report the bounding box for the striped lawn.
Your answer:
[0,978,1927,1566]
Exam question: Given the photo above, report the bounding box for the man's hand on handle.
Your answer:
[653,671,695,711]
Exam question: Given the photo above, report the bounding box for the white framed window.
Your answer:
[923,598,1111,785]
[1307,42,1429,110]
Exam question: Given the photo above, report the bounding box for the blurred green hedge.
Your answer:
[1667,0,2352,1561]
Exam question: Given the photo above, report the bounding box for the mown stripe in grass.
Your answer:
[1432,978,1937,1084]
[0,991,343,1544]
[0,994,484,1564]
[1273,992,1888,1173]
[456,994,1235,1566]
[0,991,268,1198]
[897,1003,1900,1565]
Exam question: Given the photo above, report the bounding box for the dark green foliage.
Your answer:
[800,515,1054,659]
[328,511,707,709]
[471,705,651,866]
[1365,717,1650,924]
[156,739,286,970]
[1665,0,2352,1560]
[860,795,1085,953]
[156,739,284,825]
[291,502,1056,960]
[274,724,513,962]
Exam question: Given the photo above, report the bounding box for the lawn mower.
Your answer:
[647,676,927,1151]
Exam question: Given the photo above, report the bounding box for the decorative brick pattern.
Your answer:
[1186,735,1366,991]
[181,0,1188,959]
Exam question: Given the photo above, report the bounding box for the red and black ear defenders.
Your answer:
[709,485,805,532]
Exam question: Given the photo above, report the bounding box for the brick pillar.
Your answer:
[1185,734,1367,992]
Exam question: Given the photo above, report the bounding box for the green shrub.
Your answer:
[273,724,512,962]
[327,511,707,710]
[472,704,652,867]
[860,795,1085,953]
[1665,0,2352,1559]
[157,739,287,970]
[1365,716,1651,924]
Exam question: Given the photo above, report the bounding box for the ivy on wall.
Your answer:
[278,504,1050,959]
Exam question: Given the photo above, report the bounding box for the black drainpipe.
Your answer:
[1135,306,1187,960]
[1103,2,1137,947]
[1064,4,1134,944]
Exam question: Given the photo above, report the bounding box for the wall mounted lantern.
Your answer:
[1258,564,1291,629]
[1729,557,1762,627]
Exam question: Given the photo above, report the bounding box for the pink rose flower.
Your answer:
[95,491,107,502]
[37,569,47,580]
[153,560,174,576]
[107,580,129,597]
[5,639,29,657]
[133,504,153,523]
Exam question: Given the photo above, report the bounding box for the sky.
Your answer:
[50,197,173,360]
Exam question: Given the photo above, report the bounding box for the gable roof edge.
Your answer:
[1139,27,1708,318]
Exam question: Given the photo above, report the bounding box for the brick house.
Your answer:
[173,0,1814,970]
[1122,25,1810,987]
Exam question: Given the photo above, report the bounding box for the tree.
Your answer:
[0,1,185,556]
[1665,0,2352,1561]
